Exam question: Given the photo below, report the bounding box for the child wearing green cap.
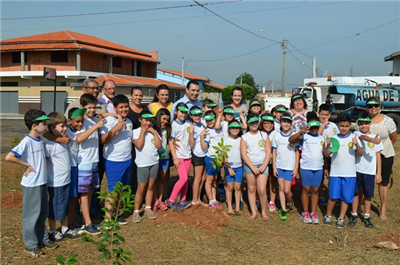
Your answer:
[272,104,287,132]
[289,112,325,224]
[5,109,57,257]
[247,99,262,116]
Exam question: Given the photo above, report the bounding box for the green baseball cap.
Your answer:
[177,106,189,112]
[329,137,340,153]
[250,101,261,107]
[261,115,275,122]
[36,115,51,121]
[71,108,87,120]
[204,114,216,121]
[307,121,321,127]
[276,107,286,112]
[223,108,235,114]
[190,108,203,115]
[292,95,303,100]
[247,116,260,124]
[357,117,371,122]
[366,100,380,105]
[141,113,156,119]
[280,116,293,121]
[205,103,218,107]
[228,122,241,128]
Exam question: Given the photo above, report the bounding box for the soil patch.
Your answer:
[156,204,229,234]
[376,233,400,248]
[1,192,23,208]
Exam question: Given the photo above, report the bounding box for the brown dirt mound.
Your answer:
[1,192,23,208]
[156,204,229,234]
[376,233,400,247]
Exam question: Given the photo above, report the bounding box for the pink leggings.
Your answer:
[170,158,192,201]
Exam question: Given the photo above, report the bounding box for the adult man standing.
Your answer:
[65,78,107,116]
[170,80,202,121]
[98,80,117,114]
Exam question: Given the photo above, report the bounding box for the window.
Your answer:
[51,51,68,62]
[113,57,122,68]
[12,52,27,63]
[132,60,142,76]
[1,82,18,87]
[40,81,67,86]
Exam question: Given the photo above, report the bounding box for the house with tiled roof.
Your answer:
[0,30,185,113]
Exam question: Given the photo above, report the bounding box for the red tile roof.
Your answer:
[95,74,185,90]
[158,68,209,82]
[204,82,225,90]
[1,31,159,63]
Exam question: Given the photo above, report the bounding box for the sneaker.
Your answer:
[310,212,320,224]
[132,212,142,223]
[363,217,374,228]
[279,209,288,220]
[25,247,44,258]
[323,215,332,226]
[318,197,328,205]
[348,215,358,227]
[63,226,79,239]
[336,218,345,229]
[118,216,128,225]
[84,223,101,235]
[269,202,276,212]
[160,202,168,211]
[165,199,183,211]
[144,209,157,219]
[286,202,294,212]
[301,212,312,224]
[49,231,64,242]
[40,240,59,249]
[179,200,191,209]
[209,202,222,210]
[152,201,160,212]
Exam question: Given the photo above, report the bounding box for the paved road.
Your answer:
[0,119,28,153]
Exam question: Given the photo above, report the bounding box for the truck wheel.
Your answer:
[386,113,400,134]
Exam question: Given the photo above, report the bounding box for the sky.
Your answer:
[1,0,399,91]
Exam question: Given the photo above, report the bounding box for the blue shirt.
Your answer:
[170,94,202,122]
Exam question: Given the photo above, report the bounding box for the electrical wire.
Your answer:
[287,40,314,59]
[286,47,313,70]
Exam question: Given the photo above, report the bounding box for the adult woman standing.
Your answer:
[229,87,247,121]
[364,97,397,220]
[127,86,149,194]
[288,94,308,134]
[148,84,173,115]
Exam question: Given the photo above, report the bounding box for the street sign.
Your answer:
[44,67,56,80]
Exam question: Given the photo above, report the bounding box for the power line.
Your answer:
[0,0,238,21]
[187,43,278,62]
[286,47,313,70]
[193,0,281,43]
[287,40,313,59]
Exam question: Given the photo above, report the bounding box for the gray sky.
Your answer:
[1,0,399,91]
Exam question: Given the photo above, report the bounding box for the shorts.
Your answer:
[328,177,356,203]
[381,155,394,185]
[276,168,294,181]
[159,158,170,170]
[205,156,220,176]
[243,163,269,176]
[192,153,205,166]
[224,166,243,183]
[104,159,131,192]
[355,172,375,198]
[69,166,78,198]
[300,169,323,187]
[48,184,70,221]
[137,163,159,183]
[78,163,100,193]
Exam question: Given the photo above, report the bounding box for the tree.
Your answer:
[221,84,258,102]
[235,72,257,88]
[203,85,221,93]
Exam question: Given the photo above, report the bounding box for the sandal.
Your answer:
[235,211,241,216]
[248,216,257,222]
[262,216,270,222]
[228,212,235,217]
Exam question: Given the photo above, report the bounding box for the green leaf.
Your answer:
[221,137,224,145]
[113,248,123,254]
[114,234,125,242]
[67,260,78,265]
[112,240,121,245]
[100,234,111,240]
[68,254,78,260]
[212,146,220,151]
[55,255,66,264]
[217,142,223,148]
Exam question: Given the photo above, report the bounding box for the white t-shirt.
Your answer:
[170,120,192,159]
[66,125,79,167]
[354,131,384,175]
[272,131,299,170]
[322,122,339,138]
[330,133,362,177]
[267,130,276,164]
[11,135,47,187]
[44,140,71,187]
[158,128,169,160]
[77,116,99,165]
[192,124,207,157]
[221,120,229,139]
[133,127,161,167]
[274,120,281,132]
[100,117,133,162]
[201,118,207,128]
[224,136,242,168]
[300,133,325,170]
[204,127,223,157]
[242,131,269,166]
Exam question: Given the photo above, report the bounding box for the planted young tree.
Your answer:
[82,182,135,265]
[210,138,232,170]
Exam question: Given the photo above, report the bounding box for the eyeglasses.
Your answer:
[86,86,99,90]
[367,105,379,109]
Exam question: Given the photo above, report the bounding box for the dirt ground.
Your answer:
[1,141,400,264]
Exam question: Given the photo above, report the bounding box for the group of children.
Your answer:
[7,93,383,258]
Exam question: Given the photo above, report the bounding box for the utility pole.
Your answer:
[313,57,317,78]
[281,38,286,97]
[181,57,185,86]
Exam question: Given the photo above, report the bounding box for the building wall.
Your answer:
[393,57,400,75]
[141,61,157,78]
